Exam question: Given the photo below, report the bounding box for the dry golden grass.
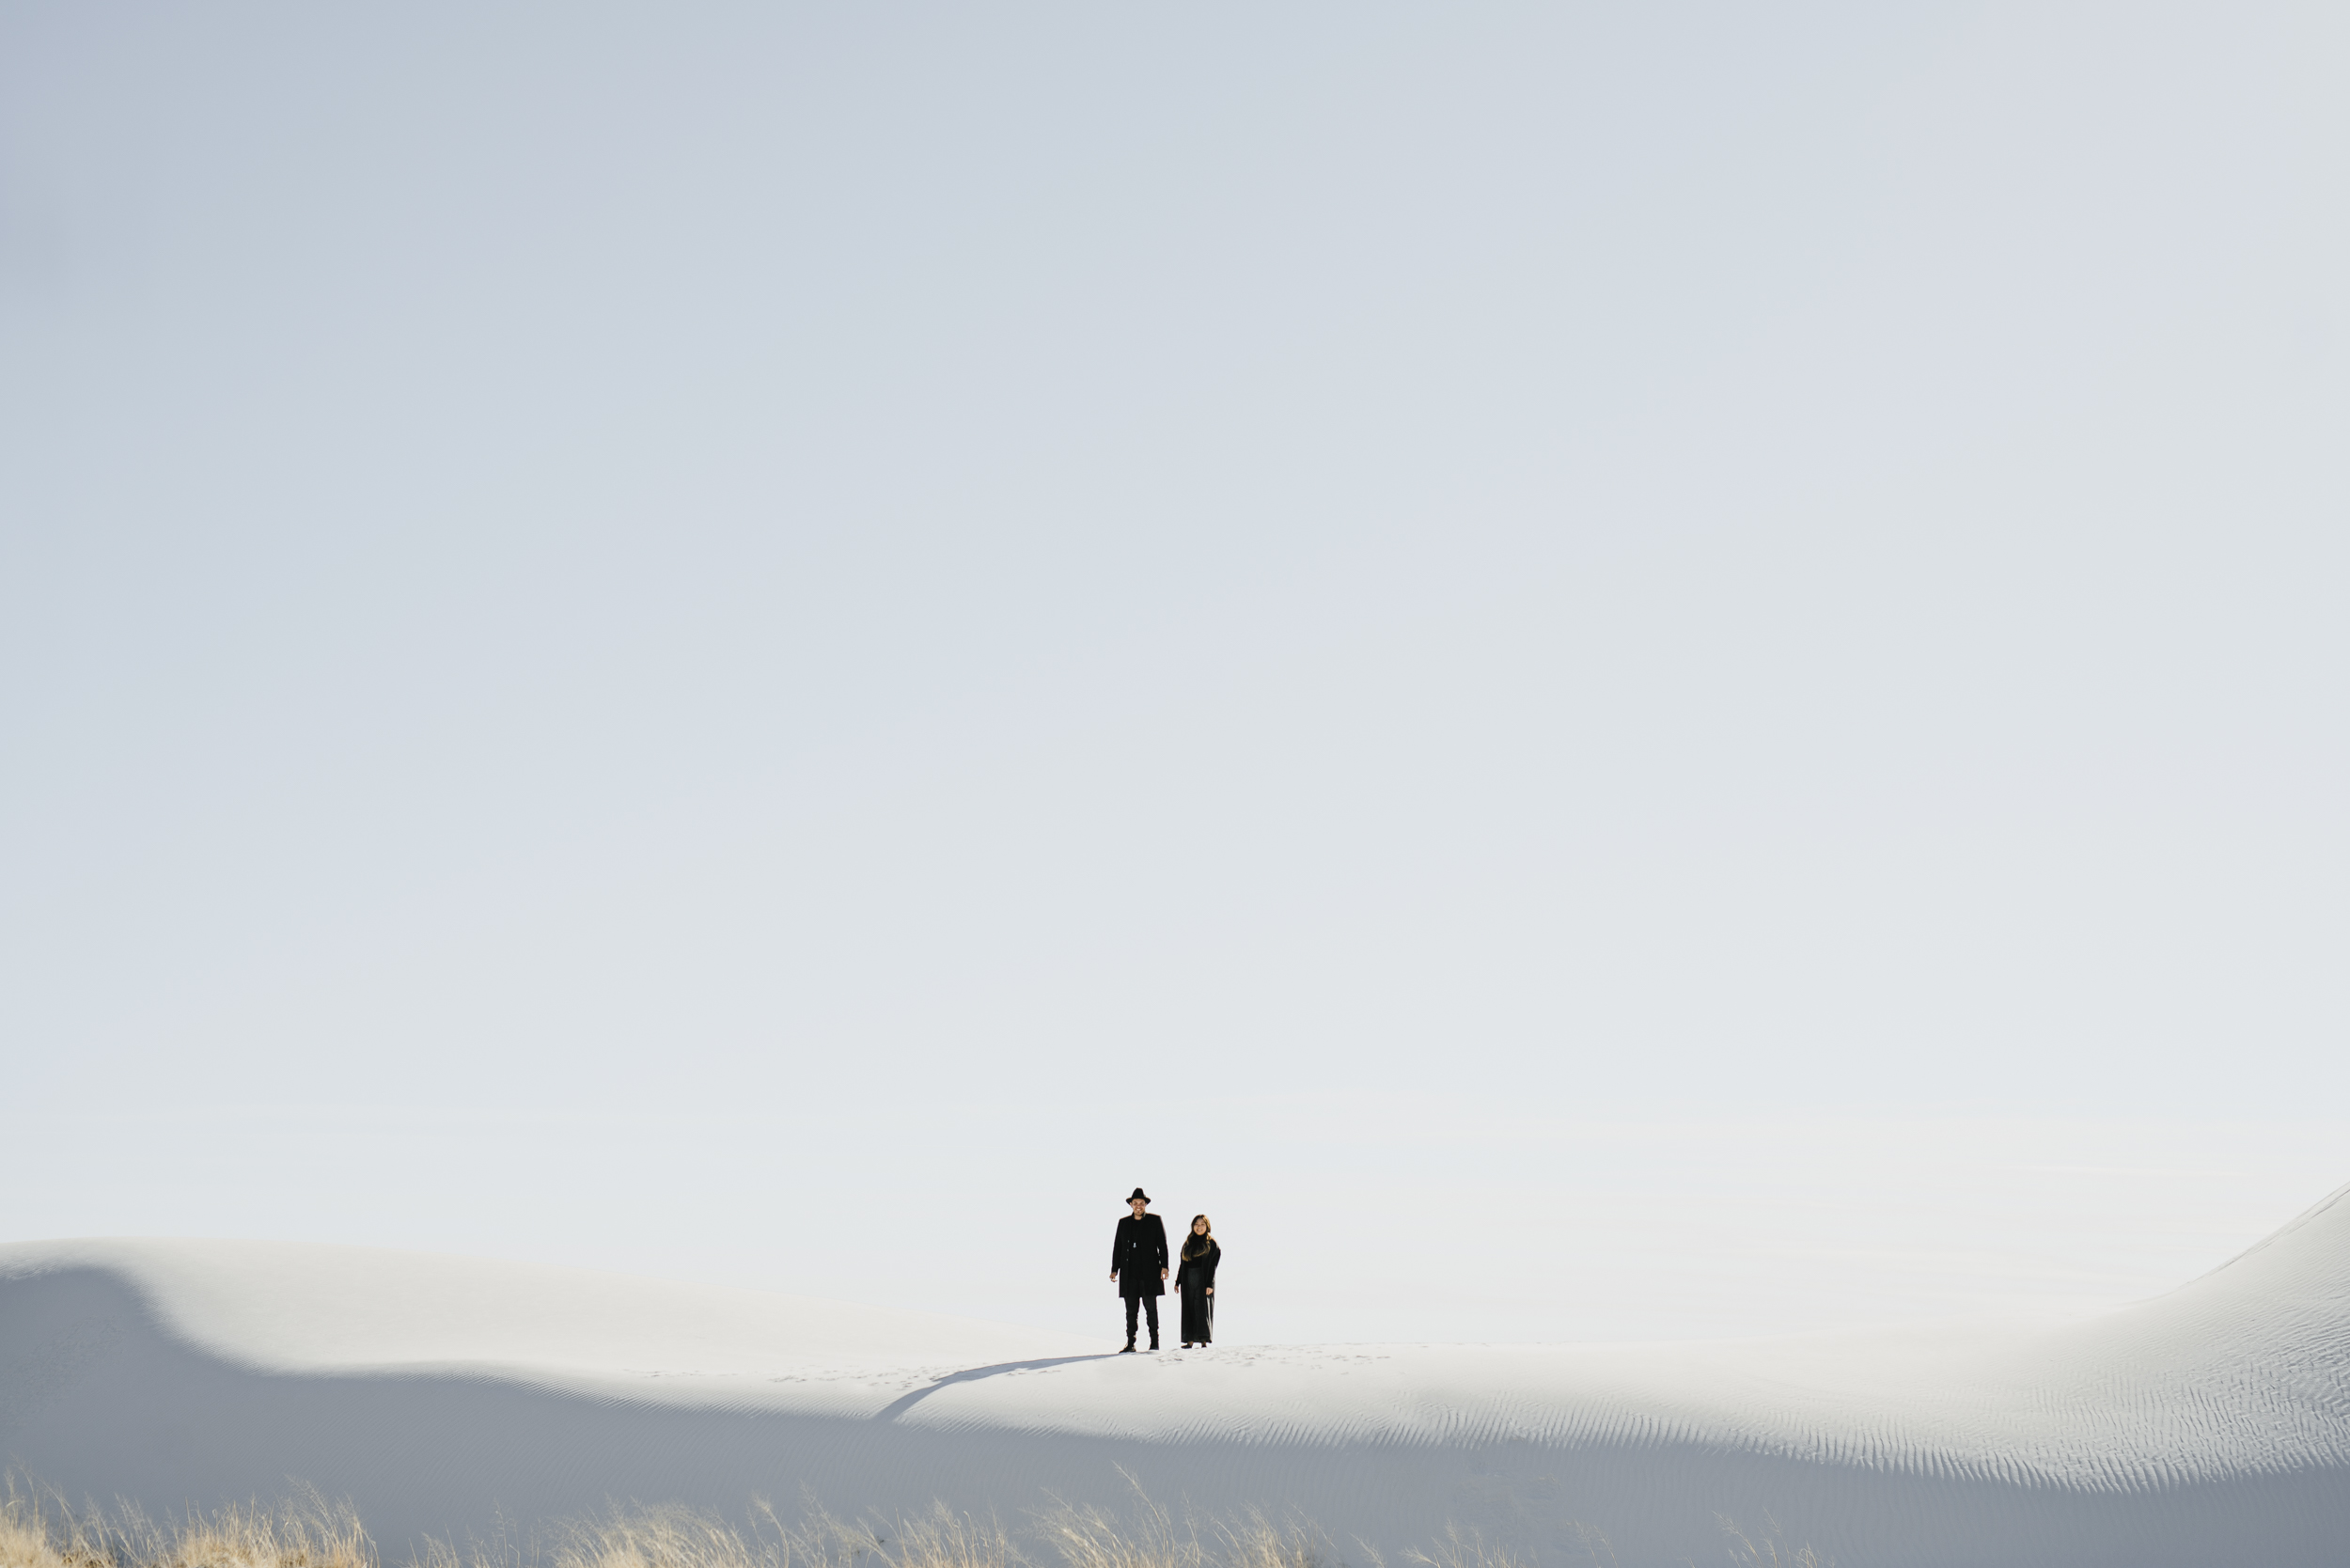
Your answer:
[506,1505,787,1568]
[418,1497,1023,1568]
[1,1486,104,1568]
[5,1476,1823,1568]
[3,1482,124,1568]
[1,1484,371,1568]
[134,1496,371,1568]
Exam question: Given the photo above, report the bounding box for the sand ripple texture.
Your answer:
[4,1184,2346,1568]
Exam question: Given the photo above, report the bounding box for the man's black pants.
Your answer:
[1123,1293,1160,1345]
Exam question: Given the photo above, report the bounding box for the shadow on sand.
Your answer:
[873,1356,1119,1421]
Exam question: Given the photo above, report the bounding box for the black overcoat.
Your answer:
[1111,1213,1169,1298]
[1175,1236,1220,1342]
[1174,1237,1219,1295]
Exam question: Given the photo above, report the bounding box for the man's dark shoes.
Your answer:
[1120,1341,1136,1353]
[1150,1338,1161,1351]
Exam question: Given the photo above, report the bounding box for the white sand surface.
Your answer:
[5,1184,2346,1567]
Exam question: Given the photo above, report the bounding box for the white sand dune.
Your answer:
[5,1184,2347,1567]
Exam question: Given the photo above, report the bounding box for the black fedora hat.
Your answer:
[1128,1187,1150,1203]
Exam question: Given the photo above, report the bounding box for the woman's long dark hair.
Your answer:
[1182,1214,1215,1261]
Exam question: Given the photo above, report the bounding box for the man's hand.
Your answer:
[1161,1269,1168,1281]
[1206,1287,1214,1294]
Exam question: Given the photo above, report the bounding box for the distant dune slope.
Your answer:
[4,1185,2346,1568]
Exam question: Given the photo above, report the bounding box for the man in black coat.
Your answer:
[1109,1186,1169,1352]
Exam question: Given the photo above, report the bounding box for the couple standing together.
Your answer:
[1108,1187,1219,1352]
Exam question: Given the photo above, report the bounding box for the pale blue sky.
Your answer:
[4,4,2345,1341]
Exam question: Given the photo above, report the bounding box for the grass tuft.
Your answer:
[1716,1513,1832,1568]
[1,1483,109,1568]
[2,1483,372,1568]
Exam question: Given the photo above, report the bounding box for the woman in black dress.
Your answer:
[1175,1215,1219,1348]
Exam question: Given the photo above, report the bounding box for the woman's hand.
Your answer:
[1206,1287,1214,1294]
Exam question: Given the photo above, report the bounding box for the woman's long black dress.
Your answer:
[1174,1237,1220,1344]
